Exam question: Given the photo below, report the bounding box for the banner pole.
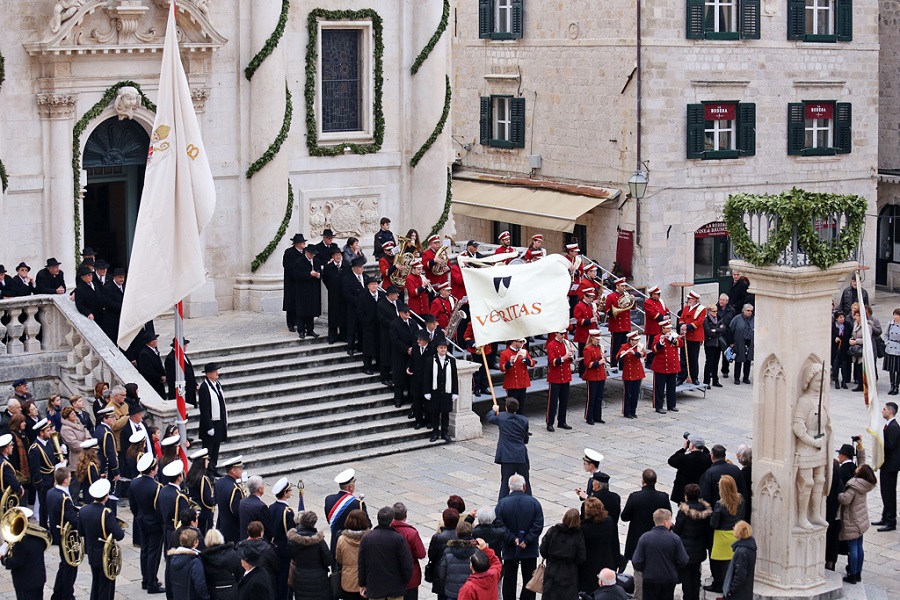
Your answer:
[481,347,499,410]
[174,301,189,450]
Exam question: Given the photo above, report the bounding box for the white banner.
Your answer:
[857,272,884,469]
[118,2,216,348]
[460,254,571,346]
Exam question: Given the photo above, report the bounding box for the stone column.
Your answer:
[234,0,289,312]
[450,359,483,440]
[736,259,854,600]
[37,93,79,279]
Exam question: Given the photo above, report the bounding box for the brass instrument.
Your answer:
[0,508,52,552]
[49,431,66,465]
[390,236,416,287]
[431,245,449,277]
[563,338,579,372]
[1,486,19,514]
[102,533,122,580]
[60,519,84,567]
[446,297,468,340]
[610,291,636,318]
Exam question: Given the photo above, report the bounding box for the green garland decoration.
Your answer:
[724,187,866,270]
[410,76,451,168]
[0,160,7,193]
[252,181,294,272]
[246,83,293,179]
[244,0,290,81]
[305,9,384,157]
[72,81,157,264]
[410,0,449,75]
[428,168,453,238]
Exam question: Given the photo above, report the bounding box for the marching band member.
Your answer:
[522,234,546,262]
[651,320,684,414]
[463,322,491,397]
[431,283,454,330]
[0,433,24,502]
[214,456,245,543]
[546,329,575,432]
[80,478,125,600]
[421,235,445,274]
[185,449,215,535]
[405,259,431,316]
[459,240,483,262]
[643,285,669,367]
[269,478,295,600]
[573,289,599,376]
[95,406,120,483]
[604,277,632,371]
[678,290,706,386]
[1,507,46,600]
[618,331,647,419]
[159,461,191,551]
[582,330,608,425]
[325,468,367,553]
[129,452,166,594]
[494,231,516,264]
[48,466,80,600]
[500,338,535,412]
[564,243,584,313]
[28,418,56,528]
[378,241,396,291]
[577,262,601,300]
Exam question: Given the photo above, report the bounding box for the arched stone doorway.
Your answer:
[82,117,150,270]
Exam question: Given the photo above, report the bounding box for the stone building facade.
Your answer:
[451,0,878,304]
[877,0,900,289]
[0,0,451,315]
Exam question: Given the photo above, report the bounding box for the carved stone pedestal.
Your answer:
[233,274,284,313]
[451,359,484,441]
[736,259,856,600]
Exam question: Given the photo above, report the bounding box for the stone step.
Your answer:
[191,339,347,366]
[224,360,367,390]
[193,380,391,416]
[216,351,356,380]
[220,371,380,401]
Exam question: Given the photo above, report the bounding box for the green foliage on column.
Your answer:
[245,0,290,81]
[411,75,451,168]
[410,0,450,76]
[428,168,453,238]
[246,83,293,179]
[252,182,295,273]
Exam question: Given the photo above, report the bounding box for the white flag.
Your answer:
[460,254,571,346]
[857,272,884,469]
[118,2,216,348]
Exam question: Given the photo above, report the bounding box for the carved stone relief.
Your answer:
[36,92,79,120]
[308,197,380,238]
[114,86,141,120]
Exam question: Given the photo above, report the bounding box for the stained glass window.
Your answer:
[321,29,362,133]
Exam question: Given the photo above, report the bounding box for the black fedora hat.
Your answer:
[291,234,307,244]
[204,362,220,374]
[322,228,335,237]
[112,268,126,277]
[45,258,61,267]
[15,262,30,272]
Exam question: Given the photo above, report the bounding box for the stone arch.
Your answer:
[758,353,787,461]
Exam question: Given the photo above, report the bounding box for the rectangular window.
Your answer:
[687,0,759,39]
[787,101,851,155]
[788,0,852,41]
[495,0,512,35]
[704,104,737,152]
[805,0,834,35]
[480,96,526,149]
[479,0,524,40]
[687,102,755,160]
[316,21,376,145]
[705,0,737,34]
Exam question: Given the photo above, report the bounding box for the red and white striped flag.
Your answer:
[857,272,884,469]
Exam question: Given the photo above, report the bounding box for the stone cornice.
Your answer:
[36,93,79,120]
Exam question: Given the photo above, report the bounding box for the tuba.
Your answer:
[446,297,468,340]
[611,291,635,317]
[61,519,84,567]
[0,507,52,552]
[390,236,416,287]
[0,486,19,514]
[102,533,122,580]
[430,245,449,277]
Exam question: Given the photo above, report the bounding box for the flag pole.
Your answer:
[480,347,499,410]
[174,301,189,448]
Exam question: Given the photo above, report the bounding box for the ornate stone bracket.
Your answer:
[191,87,211,113]
[36,92,78,120]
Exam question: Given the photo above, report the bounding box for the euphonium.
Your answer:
[611,291,636,317]
[60,519,84,567]
[0,486,19,514]
[102,533,122,580]
[390,236,416,287]
[0,507,52,551]
[446,296,468,340]
[430,245,449,276]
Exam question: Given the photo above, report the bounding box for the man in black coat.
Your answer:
[667,434,712,503]
[268,478,295,600]
[377,286,402,386]
[1,507,47,600]
[47,467,80,600]
[238,545,275,600]
[389,304,420,409]
[699,444,745,505]
[282,234,306,332]
[487,399,530,500]
[358,506,413,600]
[0,265,13,298]
[631,509,688,600]
[35,257,67,295]
[165,338,198,406]
[621,469,671,569]
[240,476,274,541]
[407,330,434,429]
[837,441,863,487]
[101,268,126,342]
[158,462,191,551]
[342,257,367,355]
[129,454,165,594]
[293,245,323,339]
[494,474,543,600]
[874,402,900,531]
[311,228,341,268]
[727,271,750,314]
[137,334,167,398]
[198,363,228,474]
[74,267,103,326]
[7,262,35,297]
[357,278,384,375]
[322,247,348,344]
[79,479,125,600]
[216,457,245,543]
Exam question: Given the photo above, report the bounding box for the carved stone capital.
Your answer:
[36,92,78,120]
[191,87,211,113]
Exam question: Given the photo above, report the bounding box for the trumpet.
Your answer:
[421,276,435,294]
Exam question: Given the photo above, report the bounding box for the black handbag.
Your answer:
[423,561,434,583]
[875,335,886,358]
[330,565,342,599]
[848,344,863,357]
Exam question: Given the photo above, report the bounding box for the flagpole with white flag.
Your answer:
[118,0,216,439]
[856,272,885,469]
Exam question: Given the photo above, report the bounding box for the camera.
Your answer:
[683,432,691,440]
[851,435,861,443]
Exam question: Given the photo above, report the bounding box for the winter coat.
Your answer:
[494,490,544,560]
[729,313,754,362]
[472,520,507,556]
[838,476,877,540]
[438,538,478,600]
[539,523,586,600]
[287,527,333,600]
[59,417,90,467]
[391,519,426,589]
[578,518,620,593]
[722,537,757,600]
[200,543,243,600]
[839,286,869,317]
[673,500,712,565]
[335,529,367,594]
[621,486,670,562]
[428,527,458,593]
[631,526,688,584]
[168,547,211,600]
[667,447,712,504]
[457,547,502,600]
[358,524,413,600]
[703,314,726,349]
[711,497,745,532]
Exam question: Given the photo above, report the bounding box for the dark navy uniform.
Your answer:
[79,500,125,600]
[158,482,190,551]
[95,423,119,479]
[128,474,164,592]
[239,494,273,541]
[47,485,80,600]
[28,439,55,528]
[188,474,215,535]
[269,500,295,600]
[323,490,364,552]
[0,455,24,499]
[1,525,47,600]
[215,476,243,543]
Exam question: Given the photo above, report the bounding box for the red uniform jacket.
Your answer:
[651,334,683,374]
[463,323,492,355]
[405,273,430,315]
[494,245,516,265]
[450,264,466,301]
[576,279,600,302]
[378,256,393,290]
[572,301,596,344]
[522,248,545,263]
[643,298,669,338]
[604,291,632,333]
[566,256,583,297]
[499,347,534,390]
[421,247,438,271]
[617,343,646,381]
[431,296,453,329]
[680,304,706,343]
[546,337,573,384]
[581,345,607,382]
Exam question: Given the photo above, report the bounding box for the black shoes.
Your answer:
[547,424,555,432]
[734,379,740,385]
[309,331,320,338]
[430,435,439,442]
[298,332,306,339]
[558,423,572,430]
[442,435,453,442]
[597,419,606,424]
[414,423,422,430]
[877,524,896,532]
[148,586,166,594]
[669,407,679,412]
[288,326,296,332]
[656,409,667,414]
[852,386,864,392]
[742,378,751,384]
[363,369,374,375]
[842,574,859,585]
[871,520,886,526]
[586,420,594,425]
[712,381,723,388]
[394,401,402,408]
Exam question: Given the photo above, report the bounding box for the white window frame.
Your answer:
[805,115,834,149]
[805,0,834,35]
[704,118,736,151]
[316,20,375,145]
[493,96,512,142]
[494,0,513,35]
[705,0,737,33]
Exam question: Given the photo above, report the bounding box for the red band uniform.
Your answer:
[546,333,574,431]
[573,294,597,376]
[618,336,647,418]
[678,296,706,385]
[405,268,430,316]
[652,325,684,412]
[643,287,669,366]
[581,335,607,424]
[500,342,535,411]
[604,279,632,369]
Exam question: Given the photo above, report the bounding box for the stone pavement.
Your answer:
[4,293,900,599]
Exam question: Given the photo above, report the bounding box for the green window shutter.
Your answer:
[836,0,853,41]
[737,103,756,157]
[478,0,491,39]
[741,0,761,39]
[511,0,524,39]
[686,0,705,38]
[480,97,491,145]
[787,0,805,40]
[787,103,806,155]
[686,104,705,159]
[510,97,526,148]
[835,102,852,154]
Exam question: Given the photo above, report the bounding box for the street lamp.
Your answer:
[628,169,649,200]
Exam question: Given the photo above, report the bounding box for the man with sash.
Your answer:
[324,468,367,553]
[129,453,165,594]
[215,456,245,543]
[47,466,80,600]
[269,478,295,600]
[28,417,57,528]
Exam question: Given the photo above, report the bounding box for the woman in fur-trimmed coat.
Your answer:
[288,512,335,600]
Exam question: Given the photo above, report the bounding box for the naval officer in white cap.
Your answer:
[324,468,367,553]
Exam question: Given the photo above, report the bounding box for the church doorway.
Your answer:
[82,117,150,270]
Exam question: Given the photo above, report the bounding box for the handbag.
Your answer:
[848,343,863,357]
[423,561,434,583]
[525,560,545,593]
[876,334,886,359]
[330,565,342,599]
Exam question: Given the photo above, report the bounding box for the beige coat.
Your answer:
[59,417,90,468]
[838,477,877,540]
[335,529,367,593]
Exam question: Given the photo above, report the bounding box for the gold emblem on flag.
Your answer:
[186,144,200,160]
[152,125,171,142]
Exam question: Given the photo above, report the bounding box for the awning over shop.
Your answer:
[451,178,618,233]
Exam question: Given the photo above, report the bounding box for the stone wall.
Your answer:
[880,0,900,169]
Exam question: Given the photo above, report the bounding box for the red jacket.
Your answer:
[494,245,516,265]
[576,279,600,302]
[572,300,596,344]
[378,256,393,290]
[566,256,583,297]
[450,264,466,301]
[522,247,545,263]
[617,343,646,381]
[680,304,706,342]
[604,291,632,333]
[421,247,438,272]
[500,347,534,389]
[457,547,502,600]
[643,298,669,338]
[464,323,491,355]
[651,334,683,374]
[391,519,427,589]
[581,345,607,382]
[546,337,573,384]
[431,296,453,329]
[405,273,430,315]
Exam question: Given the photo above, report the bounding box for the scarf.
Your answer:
[206,379,226,422]
[432,355,453,394]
